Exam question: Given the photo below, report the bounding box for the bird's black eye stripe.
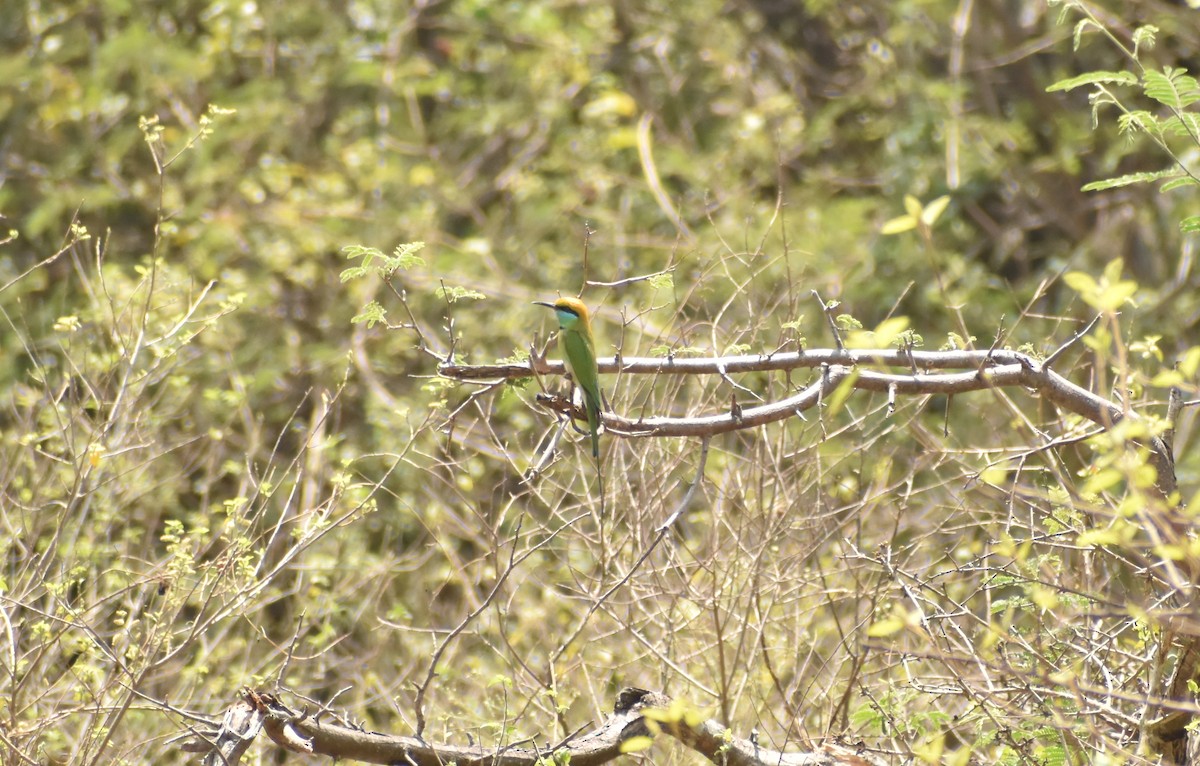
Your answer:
[556,305,581,317]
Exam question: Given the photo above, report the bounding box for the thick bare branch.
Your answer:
[179,697,261,766]
[653,712,886,766]
[461,347,1174,497]
[440,347,1044,380]
[191,688,886,766]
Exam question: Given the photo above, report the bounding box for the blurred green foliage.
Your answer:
[2,0,1200,763]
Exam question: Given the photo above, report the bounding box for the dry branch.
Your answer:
[435,346,1200,762]
[189,687,887,766]
[440,347,1177,498]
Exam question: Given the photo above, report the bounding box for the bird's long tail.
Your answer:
[587,397,601,459]
[589,398,604,514]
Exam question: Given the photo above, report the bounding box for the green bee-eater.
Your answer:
[534,297,603,458]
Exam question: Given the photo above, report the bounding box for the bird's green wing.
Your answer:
[561,327,603,457]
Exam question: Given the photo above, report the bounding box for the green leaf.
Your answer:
[880,215,917,235]
[1065,262,1139,312]
[1179,347,1200,378]
[1142,67,1200,108]
[435,285,487,303]
[1117,110,1158,135]
[1081,168,1182,192]
[1082,467,1123,495]
[619,737,654,754]
[392,241,427,271]
[642,699,704,726]
[1077,527,1125,547]
[920,195,951,226]
[872,316,911,347]
[1072,19,1101,51]
[339,265,368,282]
[1181,216,1200,233]
[53,315,81,333]
[582,90,638,121]
[342,244,384,263]
[1095,282,1137,311]
[941,332,974,350]
[1045,70,1138,92]
[835,314,863,331]
[1102,258,1124,284]
[903,194,923,219]
[824,368,860,418]
[867,613,907,638]
[1062,271,1097,293]
[849,704,883,732]
[1132,25,1158,56]
[912,732,945,765]
[647,273,674,291]
[1161,113,1200,136]
[979,466,1008,487]
[1089,89,1120,127]
[1160,177,1200,193]
[351,301,387,327]
[1150,369,1184,387]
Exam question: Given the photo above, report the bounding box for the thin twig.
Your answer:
[657,436,710,531]
[1044,313,1102,369]
[812,290,844,351]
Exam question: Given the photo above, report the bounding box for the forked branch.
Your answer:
[440,347,1177,498]
[188,687,886,766]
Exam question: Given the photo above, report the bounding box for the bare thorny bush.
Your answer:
[426,277,1195,764]
[5,40,1200,766]
[0,124,384,764]
[4,207,1197,765]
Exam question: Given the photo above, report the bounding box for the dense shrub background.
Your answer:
[2,1,1198,763]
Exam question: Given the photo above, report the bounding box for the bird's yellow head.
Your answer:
[534,296,591,330]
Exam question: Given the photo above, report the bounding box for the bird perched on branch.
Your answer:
[534,296,603,458]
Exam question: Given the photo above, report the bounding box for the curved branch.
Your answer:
[440,347,1049,380]
[518,353,1174,498]
[192,688,887,766]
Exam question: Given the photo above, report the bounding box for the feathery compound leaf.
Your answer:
[1081,168,1182,192]
[1143,67,1200,108]
[1132,25,1158,56]
[436,284,487,302]
[1161,113,1200,137]
[1160,177,1200,193]
[1088,90,1117,129]
[351,301,387,327]
[1181,216,1200,233]
[1046,71,1138,92]
[1072,19,1101,51]
[392,241,427,271]
[1117,111,1158,135]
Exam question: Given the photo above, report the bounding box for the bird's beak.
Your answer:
[532,301,554,308]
